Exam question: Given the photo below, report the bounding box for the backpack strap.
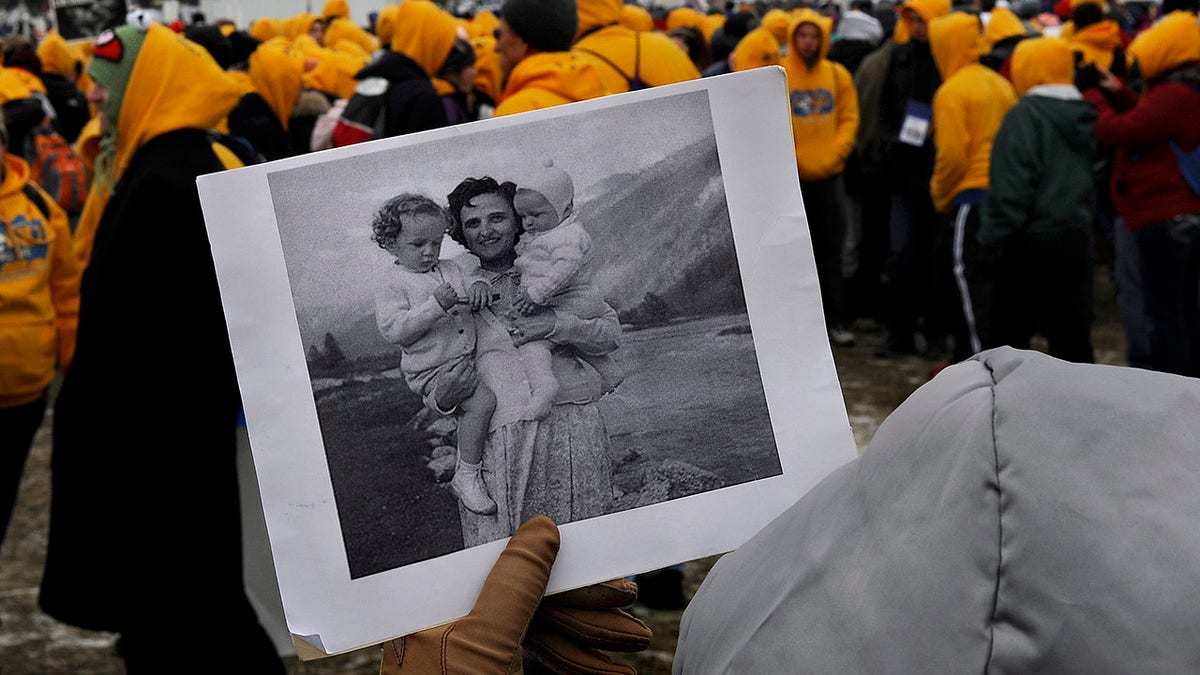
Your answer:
[22,182,49,220]
[575,45,634,87]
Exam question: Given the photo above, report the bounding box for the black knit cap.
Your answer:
[501,0,578,53]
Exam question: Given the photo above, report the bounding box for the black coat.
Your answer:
[353,49,448,139]
[39,129,279,666]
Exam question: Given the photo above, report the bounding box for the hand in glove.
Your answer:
[379,515,653,675]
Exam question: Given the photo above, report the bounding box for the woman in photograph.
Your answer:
[437,176,621,546]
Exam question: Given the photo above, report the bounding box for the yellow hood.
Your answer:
[322,0,349,20]
[375,4,399,49]
[250,17,283,42]
[762,9,792,47]
[36,31,82,79]
[1011,36,1075,95]
[111,24,241,181]
[470,10,499,39]
[1072,19,1123,50]
[984,7,1031,49]
[284,13,320,40]
[620,5,655,32]
[733,27,782,71]
[930,12,983,80]
[249,40,305,130]
[1128,10,1200,82]
[898,0,952,42]
[391,1,458,78]
[786,9,834,62]
[0,67,33,103]
[325,16,377,55]
[667,8,706,31]
[577,0,624,38]
[472,35,503,103]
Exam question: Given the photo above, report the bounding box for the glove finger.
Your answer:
[535,604,652,652]
[456,516,560,663]
[544,578,638,609]
[524,624,638,675]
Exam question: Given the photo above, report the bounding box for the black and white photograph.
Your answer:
[198,68,857,657]
[51,0,127,41]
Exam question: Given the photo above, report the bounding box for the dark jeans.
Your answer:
[1134,214,1200,377]
[885,187,945,349]
[801,174,849,329]
[0,395,46,547]
[988,229,1095,363]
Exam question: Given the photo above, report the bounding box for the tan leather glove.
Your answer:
[379,515,652,675]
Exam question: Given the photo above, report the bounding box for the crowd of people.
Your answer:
[0,0,1197,671]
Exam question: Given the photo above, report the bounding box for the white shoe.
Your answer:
[451,462,497,515]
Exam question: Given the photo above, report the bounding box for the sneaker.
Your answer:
[828,326,856,347]
[450,463,497,515]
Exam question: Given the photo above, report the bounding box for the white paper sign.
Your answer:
[197,67,856,658]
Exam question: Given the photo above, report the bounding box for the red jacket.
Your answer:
[1085,64,1200,229]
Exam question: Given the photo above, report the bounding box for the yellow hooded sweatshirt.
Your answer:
[928,12,1017,213]
[471,35,503,104]
[494,52,606,117]
[322,0,350,20]
[74,24,243,267]
[574,0,700,94]
[391,1,458,79]
[36,31,82,79]
[1127,10,1200,81]
[375,5,399,50]
[0,152,80,408]
[250,17,283,42]
[0,68,32,104]
[895,0,953,43]
[1070,19,1124,69]
[324,16,378,56]
[984,7,1035,51]
[249,40,306,130]
[620,5,655,32]
[292,32,368,100]
[733,27,782,71]
[1011,36,1077,95]
[761,9,792,48]
[667,8,707,32]
[784,10,860,181]
[470,10,500,40]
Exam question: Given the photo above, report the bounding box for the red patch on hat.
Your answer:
[93,29,124,63]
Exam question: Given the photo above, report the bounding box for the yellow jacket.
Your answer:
[574,0,700,94]
[929,12,1017,212]
[784,10,860,181]
[733,27,782,71]
[1070,19,1124,69]
[620,5,655,32]
[0,153,79,408]
[494,52,606,117]
[249,39,306,130]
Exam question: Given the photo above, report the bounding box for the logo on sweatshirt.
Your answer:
[791,88,834,117]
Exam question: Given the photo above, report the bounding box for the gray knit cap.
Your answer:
[501,0,578,53]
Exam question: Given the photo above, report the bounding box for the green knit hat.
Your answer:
[87,25,149,129]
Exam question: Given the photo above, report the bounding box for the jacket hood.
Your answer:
[1128,10,1200,82]
[283,12,320,40]
[786,9,834,62]
[322,0,349,20]
[898,0,953,42]
[734,27,783,71]
[675,347,1200,674]
[667,7,707,32]
[36,31,81,79]
[984,7,1032,49]
[620,5,654,32]
[112,23,242,178]
[0,67,33,103]
[0,152,31,198]
[375,5,399,48]
[391,0,458,77]
[577,0,624,38]
[248,39,305,129]
[1012,36,1075,95]
[1072,19,1122,50]
[469,10,499,39]
[249,17,283,42]
[930,12,983,80]
[761,8,792,46]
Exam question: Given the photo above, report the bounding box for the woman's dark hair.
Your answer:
[445,177,518,247]
[370,193,453,251]
[668,27,713,70]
